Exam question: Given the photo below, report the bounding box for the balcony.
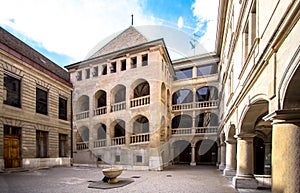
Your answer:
[172,100,218,111]
[111,136,125,146]
[130,95,150,108]
[111,101,126,112]
[172,126,218,136]
[94,139,106,148]
[76,141,89,150]
[130,133,150,144]
[94,106,107,116]
[76,111,89,120]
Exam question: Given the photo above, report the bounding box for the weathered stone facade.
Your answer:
[0,27,73,170]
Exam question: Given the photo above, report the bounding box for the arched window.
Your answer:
[97,124,106,140]
[77,95,89,112]
[114,120,125,137]
[196,86,218,101]
[78,126,89,142]
[95,90,106,108]
[134,82,150,98]
[133,116,149,134]
[172,114,192,128]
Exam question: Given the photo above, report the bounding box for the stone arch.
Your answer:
[111,84,126,103]
[94,90,107,108]
[77,95,89,112]
[161,82,166,102]
[195,112,218,127]
[172,140,191,164]
[196,86,218,101]
[172,89,193,104]
[226,124,236,140]
[282,65,300,109]
[94,123,106,140]
[111,119,125,138]
[195,139,218,164]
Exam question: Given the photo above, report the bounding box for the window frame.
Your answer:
[3,72,21,108]
[36,86,48,115]
[59,96,68,120]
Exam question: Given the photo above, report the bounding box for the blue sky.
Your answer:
[0,0,219,68]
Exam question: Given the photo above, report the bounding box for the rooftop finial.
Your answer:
[131,14,134,26]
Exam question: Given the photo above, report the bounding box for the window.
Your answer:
[121,60,126,71]
[3,73,21,108]
[102,65,107,75]
[36,87,48,115]
[85,69,90,79]
[142,54,148,66]
[76,71,82,81]
[175,68,193,80]
[115,155,120,162]
[93,66,98,77]
[59,97,67,120]
[111,62,116,73]
[36,130,48,158]
[131,57,137,68]
[136,155,142,163]
[59,134,68,157]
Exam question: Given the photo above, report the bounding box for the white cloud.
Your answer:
[177,16,183,29]
[0,0,158,63]
[191,0,219,52]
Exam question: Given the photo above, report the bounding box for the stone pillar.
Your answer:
[232,133,258,189]
[217,143,221,167]
[264,110,300,193]
[218,142,226,170]
[190,144,196,166]
[264,142,271,175]
[223,138,236,176]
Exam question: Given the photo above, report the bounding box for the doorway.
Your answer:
[4,125,21,168]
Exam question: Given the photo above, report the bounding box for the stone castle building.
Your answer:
[0,27,73,170]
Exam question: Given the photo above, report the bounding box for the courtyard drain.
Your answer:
[166,175,172,177]
[131,176,141,178]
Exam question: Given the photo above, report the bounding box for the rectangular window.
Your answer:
[3,73,21,108]
[136,155,142,163]
[36,87,48,115]
[115,155,120,162]
[93,66,98,77]
[142,54,148,66]
[131,57,137,69]
[59,134,68,157]
[174,68,193,80]
[59,97,67,120]
[102,65,107,75]
[76,71,82,81]
[111,62,116,73]
[121,60,126,71]
[197,64,218,76]
[36,130,48,158]
[85,69,90,79]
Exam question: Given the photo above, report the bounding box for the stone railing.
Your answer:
[172,100,218,111]
[76,142,89,150]
[111,101,126,112]
[130,95,150,108]
[94,139,106,148]
[76,111,89,120]
[130,133,150,144]
[111,136,125,146]
[172,126,218,136]
[94,106,107,116]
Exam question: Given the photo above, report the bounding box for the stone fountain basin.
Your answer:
[102,168,123,183]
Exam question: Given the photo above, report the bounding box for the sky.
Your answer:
[0,0,219,68]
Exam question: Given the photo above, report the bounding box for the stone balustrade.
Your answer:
[94,106,107,116]
[76,111,89,120]
[130,133,150,144]
[111,101,126,112]
[111,136,125,146]
[76,142,89,150]
[130,95,150,108]
[172,126,218,136]
[172,100,218,111]
[94,139,106,148]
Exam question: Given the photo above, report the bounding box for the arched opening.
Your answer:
[195,139,218,165]
[173,140,191,164]
[112,85,126,103]
[95,90,107,108]
[97,123,106,140]
[78,126,89,142]
[133,81,150,98]
[161,83,166,102]
[195,113,218,127]
[114,120,125,137]
[254,136,265,175]
[77,95,89,112]
[196,86,218,101]
[172,89,193,104]
[133,115,149,134]
[172,114,192,128]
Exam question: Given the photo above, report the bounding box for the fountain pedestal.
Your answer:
[102,168,123,184]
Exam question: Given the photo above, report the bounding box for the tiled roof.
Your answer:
[0,27,70,82]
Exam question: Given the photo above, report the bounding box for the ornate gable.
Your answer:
[89,26,148,58]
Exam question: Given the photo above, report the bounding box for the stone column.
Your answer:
[264,110,300,193]
[190,144,196,166]
[217,143,221,166]
[218,142,226,170]
[264,142,271,175]
[232,133,258,189]
[223,138,237,176]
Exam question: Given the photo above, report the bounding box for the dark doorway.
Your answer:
[195,140,217,165]
[173,140,191,164]
[254,137,265,174]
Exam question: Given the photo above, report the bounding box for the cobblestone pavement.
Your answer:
[0,165,270,193]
